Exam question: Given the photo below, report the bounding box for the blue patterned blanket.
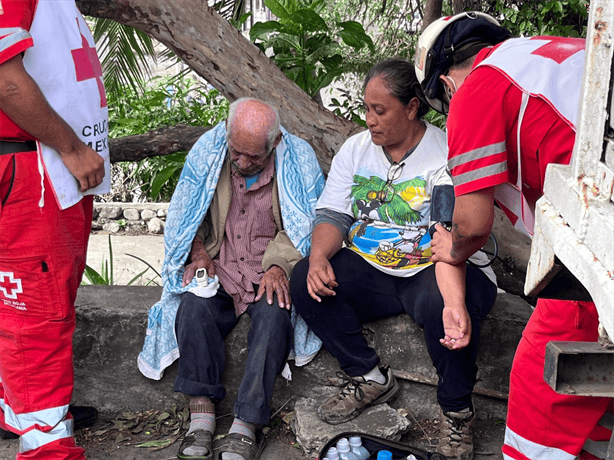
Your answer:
[138,122,324,380]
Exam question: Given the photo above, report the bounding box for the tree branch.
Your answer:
[108,125,211,163]
[77,0,363,174]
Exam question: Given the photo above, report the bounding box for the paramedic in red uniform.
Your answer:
[415,11,611,460]
[0,0,109,458]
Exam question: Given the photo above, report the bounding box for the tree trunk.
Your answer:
[76,0,362,174]
[452,0,482,14]
[422,0,443,30]
[108,125,211,163]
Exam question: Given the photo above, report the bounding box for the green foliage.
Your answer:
[82,235,161,286]
[319,0,421,76]
[328,87,366,127]
[422,109,447,131]
[109,76,227,137]
[250,0,374,98]
[107,77,229,202]
[83,235,114,285]
[490,0,588,38]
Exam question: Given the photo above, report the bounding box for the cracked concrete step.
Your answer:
[72,286,531,424]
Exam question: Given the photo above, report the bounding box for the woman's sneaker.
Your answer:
[436,406,475,460]
[317,364,400,425]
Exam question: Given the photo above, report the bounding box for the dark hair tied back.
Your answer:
[363,58,430,118]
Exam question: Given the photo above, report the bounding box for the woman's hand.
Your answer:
[306,255,338,302]
[440,303,472,350]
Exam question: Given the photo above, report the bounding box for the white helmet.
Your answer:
[415,11,511,113]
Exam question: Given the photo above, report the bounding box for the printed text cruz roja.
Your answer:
[81,118,108,153]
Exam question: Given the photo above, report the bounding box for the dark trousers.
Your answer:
[290,248,497,412]
[174,287,292,425]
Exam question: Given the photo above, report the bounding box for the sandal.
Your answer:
[178,429,214,459]
[212,432,267,460]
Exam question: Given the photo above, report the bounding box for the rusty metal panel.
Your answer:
[573,2,614,181]
[526,196,614,338]
[544,341,614,397]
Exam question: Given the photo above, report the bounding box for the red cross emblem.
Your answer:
[0,272,23,300]
[71,19,107,108]
[531,36,584,64]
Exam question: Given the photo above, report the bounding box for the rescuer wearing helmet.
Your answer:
[415,11,610,460]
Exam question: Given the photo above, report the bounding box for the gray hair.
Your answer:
[226,98,281,154]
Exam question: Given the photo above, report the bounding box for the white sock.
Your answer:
[362,365,386,384]
[183,412,215,457]
[187,412,215,435]
[222,418,256,460]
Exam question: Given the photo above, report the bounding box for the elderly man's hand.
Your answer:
[182,252,216,287]
[440,303,472,350]
[256,265,291,310]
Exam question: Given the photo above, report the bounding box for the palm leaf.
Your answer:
[380,194,422,225]
[92,18,157,100]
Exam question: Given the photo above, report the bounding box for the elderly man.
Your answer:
[138,98,323,460]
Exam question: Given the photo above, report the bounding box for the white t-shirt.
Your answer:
[318,122,496,283]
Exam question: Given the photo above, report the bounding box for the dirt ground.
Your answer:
[0,407,506,460]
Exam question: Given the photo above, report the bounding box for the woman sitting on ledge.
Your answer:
[290,58,497,460]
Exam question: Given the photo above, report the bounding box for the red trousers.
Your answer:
[0,152,92,460]
[503,298,611,460]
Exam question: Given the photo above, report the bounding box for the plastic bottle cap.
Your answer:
[349,436,361,446]
[337,438,350,452]
[377,451,392,460]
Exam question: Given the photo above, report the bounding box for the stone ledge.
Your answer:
[73,286,531,426]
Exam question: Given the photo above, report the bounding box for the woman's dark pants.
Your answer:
[290,249,496,412]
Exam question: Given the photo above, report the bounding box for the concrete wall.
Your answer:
[72,286,532,422]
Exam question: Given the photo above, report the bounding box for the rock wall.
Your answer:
[93,202,169,234]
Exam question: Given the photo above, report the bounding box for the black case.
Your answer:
[317,431,447,460]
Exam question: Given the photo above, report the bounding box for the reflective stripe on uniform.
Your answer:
[447,141,507,169]
[20,417,73,453]
[452,161,508,188]
[0,28,31,53]
[504,427,576,460]
[3,403,69,435]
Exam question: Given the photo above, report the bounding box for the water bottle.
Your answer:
[377,451,392,460]
[336,438,358,460]
[348,436,370,460]
[326,447,340,460]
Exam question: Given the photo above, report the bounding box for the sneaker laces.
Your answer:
[335,371,366,402]
[442,412,472,443]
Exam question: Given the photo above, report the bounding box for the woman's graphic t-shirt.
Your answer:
[317,122,451,277]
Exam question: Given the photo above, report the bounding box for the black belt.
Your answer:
[0,141,37,155]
